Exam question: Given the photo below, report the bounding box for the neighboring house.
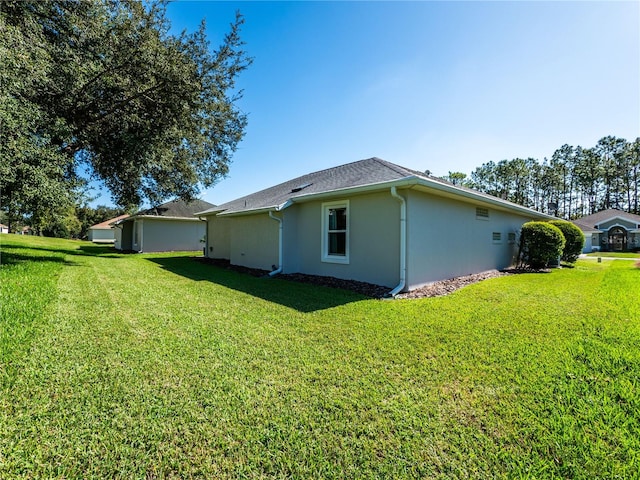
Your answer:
[0,224,8,234]
[88,214,130,243]
[572,209,640,253]
[115,199,214,253]
[196,157,553,295]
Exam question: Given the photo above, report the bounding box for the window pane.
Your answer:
[328,232,346,255]
[329,208,346,230]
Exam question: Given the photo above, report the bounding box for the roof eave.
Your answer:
[194,207,226,216]
[202,174,552,219]
[413,177,554,219]
[123,215,202,222]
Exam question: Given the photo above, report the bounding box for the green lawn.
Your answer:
[1,235,639,478]
[585,251,640,258]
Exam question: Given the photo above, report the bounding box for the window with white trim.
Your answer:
[322,200,349,264]
[492,232,502,244]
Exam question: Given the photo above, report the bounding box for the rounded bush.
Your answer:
[518,221,565,269]
[548,219,585,264]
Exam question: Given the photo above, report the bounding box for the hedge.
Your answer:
[548,220,585,264]
[518,221,565,269]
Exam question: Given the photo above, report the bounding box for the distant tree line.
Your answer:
[443,136,640,219]
[1,202,128,240]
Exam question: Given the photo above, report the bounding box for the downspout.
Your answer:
[138,219,144,253]
[268,211,283,276]
[198,216,208,257]
[387,186,407,297]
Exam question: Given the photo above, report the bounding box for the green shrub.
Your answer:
[518,221,565,269]
[548,220,585,263]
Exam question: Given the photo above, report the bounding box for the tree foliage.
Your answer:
[518,222,565,270]
[465,136,640,218]
[1,0,251,228]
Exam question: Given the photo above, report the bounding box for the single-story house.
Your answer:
[88,214,130,243]
[196,157,553,295]
[115,199,214,253]
[0,224,8,234]
[572,209,640,253]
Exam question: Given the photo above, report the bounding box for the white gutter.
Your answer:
[268,211,283,276]
[387,186,407,297]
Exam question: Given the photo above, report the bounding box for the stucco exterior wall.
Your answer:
[206,215,232,260]
[115,222,133,251]
[282,191,401,287]
[88,228,115,243]
[405,190,533,289]
[583,233,596,253]
[136,219,205,252]
[228,214,279,271]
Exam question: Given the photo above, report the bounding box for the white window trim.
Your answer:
[321,200,350,264]
[492,231,502,244]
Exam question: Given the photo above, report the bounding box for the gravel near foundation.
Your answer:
[196,258,516,299]
[395,270,511,299]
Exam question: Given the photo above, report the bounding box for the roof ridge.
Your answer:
[371,158,416,178]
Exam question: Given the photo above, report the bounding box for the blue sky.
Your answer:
[92,1,639,207]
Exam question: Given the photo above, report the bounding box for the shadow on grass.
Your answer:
[148,256,367,313]
[1,242,122,258]
[0,251,79,267]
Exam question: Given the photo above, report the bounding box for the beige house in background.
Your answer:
[115,199,214,253]
[196,158,553,295]
[88,214,130,243]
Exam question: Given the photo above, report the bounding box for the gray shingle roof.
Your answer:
[573,209,640,229]
[131,198,216,219]
[197,158,433,215]
[197,157,553,219]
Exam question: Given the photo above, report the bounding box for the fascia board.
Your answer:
[130,215,202,222]
[194,208,226,216]
[217,206,280,217]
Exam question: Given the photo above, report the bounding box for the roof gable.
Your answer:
[89,214,130,230]
[574,209,640,229]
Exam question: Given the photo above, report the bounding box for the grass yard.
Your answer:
[1,235,639,478]
[585,251,640,259]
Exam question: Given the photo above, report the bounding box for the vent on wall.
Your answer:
[476,207,489,219]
